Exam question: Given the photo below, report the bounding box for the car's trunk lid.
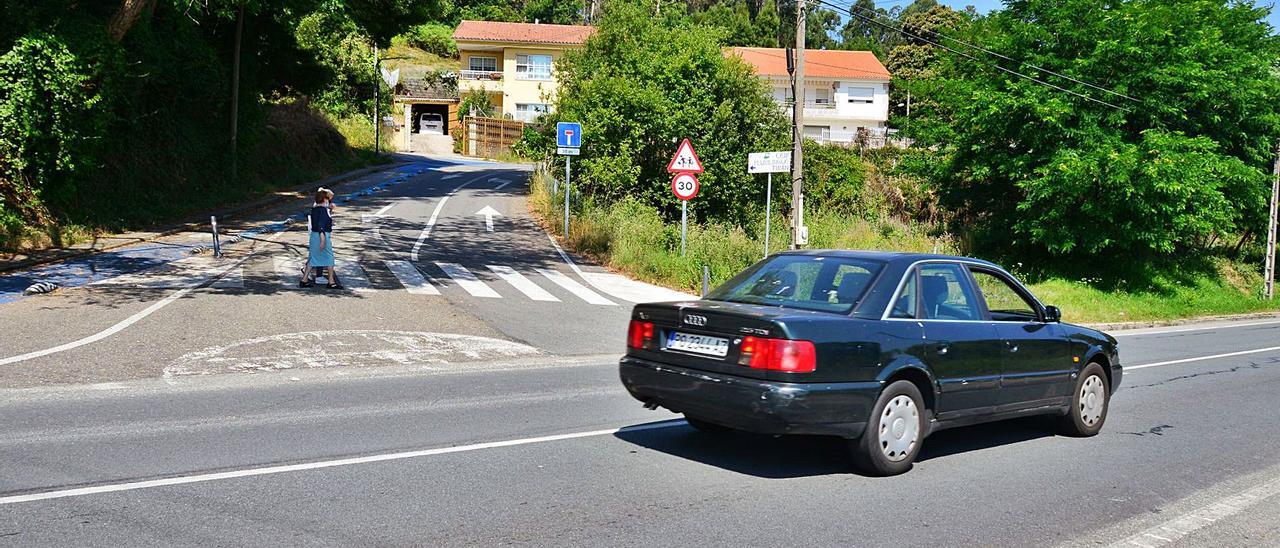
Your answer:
[630,300,817,380]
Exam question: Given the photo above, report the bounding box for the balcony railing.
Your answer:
[460,70,503,81]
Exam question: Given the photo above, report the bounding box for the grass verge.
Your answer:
[528,168,1280,324]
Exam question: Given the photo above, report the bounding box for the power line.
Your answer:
[830,0,1141,104]
[813,0,1133,112]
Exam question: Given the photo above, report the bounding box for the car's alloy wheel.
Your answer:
[1061,362,1110,437]
[850,380,926,476]
[878,395,919,462]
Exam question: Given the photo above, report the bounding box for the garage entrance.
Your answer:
[410,103,451,136]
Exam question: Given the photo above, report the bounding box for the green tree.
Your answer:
[917,0,1280,265]
[543,0,790,223]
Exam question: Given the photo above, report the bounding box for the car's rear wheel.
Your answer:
[684,415,732,434]
[1060,362,1110,437]
[849,380,925,476]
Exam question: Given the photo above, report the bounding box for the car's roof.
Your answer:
[774,249,1001,269]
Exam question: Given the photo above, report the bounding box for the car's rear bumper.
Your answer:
[619,356,880,439]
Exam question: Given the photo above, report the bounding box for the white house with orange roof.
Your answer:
[452,20,596,122]
[728,47,892,145]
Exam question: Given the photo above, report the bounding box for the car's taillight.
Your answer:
[738,337,816,373]
[627,320,655,350]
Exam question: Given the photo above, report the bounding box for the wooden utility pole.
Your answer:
[790,0,806,249]
[374,47,381,156]
[229,1,244,181]
[1265,142,1279,299]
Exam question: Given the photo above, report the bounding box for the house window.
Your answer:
[846,86,875,104]
[468,56,497,73]
[516,54,553,80]
[515,103,550,122]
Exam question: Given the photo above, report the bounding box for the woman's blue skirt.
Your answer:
[308,231,335,268]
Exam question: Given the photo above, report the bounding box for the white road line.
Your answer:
[373,202,397,216]
[0,421,684,506]
[545,232,587,277]
[493,180,512,190]
[441,173,460,180]
[487,265,559,302]
[435,262,501,298]
[535,268,616,306]
[1112,319,1280,337]
[1109,476,1280,547]
[0,243,263,367]
[1127,346,1280,371]
[410,196,450,262]
[409,174,486,261]
[384,260,440,295]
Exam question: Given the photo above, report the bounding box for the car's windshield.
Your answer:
[705,255,884,314]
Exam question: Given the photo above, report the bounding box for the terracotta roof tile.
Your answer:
[727,47,891,80]
[453,20,596,46]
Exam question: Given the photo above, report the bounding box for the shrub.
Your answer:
[399,23,457,58]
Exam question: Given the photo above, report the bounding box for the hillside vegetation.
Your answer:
[523,0,1280,322]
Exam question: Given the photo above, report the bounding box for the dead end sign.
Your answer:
[666,138,704,174]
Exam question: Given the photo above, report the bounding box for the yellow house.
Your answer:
[452,20,596,122]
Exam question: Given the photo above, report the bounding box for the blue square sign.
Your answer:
[556,122,582,148]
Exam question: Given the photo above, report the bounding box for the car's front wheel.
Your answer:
[1060,362,1110,437]
[849,380,925,476]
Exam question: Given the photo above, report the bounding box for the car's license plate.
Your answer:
[666,332,730,357]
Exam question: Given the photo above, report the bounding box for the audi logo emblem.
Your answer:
[684,314,708,326]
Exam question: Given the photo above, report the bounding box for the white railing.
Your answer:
[514,70,553,81]
[460,70,503,81]
[511,110,545,123]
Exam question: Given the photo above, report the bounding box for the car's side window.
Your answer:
[889,270,918,319]
[970,269,1039,322]
[917,264,981,321]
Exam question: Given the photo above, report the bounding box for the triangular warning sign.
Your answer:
[666,138,704,174]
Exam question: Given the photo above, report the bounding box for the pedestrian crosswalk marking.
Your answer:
[486,265,558,302]
[385,260,440,295]
[275,256,372,292]
[92,256,243,289]
[435,262,501,298]
[534,268,616,306]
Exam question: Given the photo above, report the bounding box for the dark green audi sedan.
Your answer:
[619,251,1121,476]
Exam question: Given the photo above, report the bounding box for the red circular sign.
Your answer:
[671,173,699,200]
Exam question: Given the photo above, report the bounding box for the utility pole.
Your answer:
[373,46,381,156]
[789,0,806,249]
[1265,141,1279,299]
[229,1,244,180]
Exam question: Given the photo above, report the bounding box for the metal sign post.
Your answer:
[564,156,571,237]
[667,138,704,257]
[556,122,583,238]
[748,151,792,258]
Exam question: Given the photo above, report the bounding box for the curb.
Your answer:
[1083,311,1280,332]
[0,161,406,275]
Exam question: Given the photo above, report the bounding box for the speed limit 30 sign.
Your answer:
[671,172,699,201]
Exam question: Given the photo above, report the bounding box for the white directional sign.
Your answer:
[380,67,400,88]
[475,205,502,232]
[666,138,704,174]
[748,151,792,174]
[671,173,700,201]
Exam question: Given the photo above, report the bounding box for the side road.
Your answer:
[0,160,405,274]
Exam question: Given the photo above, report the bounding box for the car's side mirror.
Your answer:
[1043,305,1062,323]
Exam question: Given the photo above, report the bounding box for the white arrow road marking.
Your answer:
[486,265,559,302]
[535,268,616,306]
[435,262,501,298]
[475,205,501,232]
[384,260,440,295]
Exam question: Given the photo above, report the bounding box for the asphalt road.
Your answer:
[1,155,1279,546]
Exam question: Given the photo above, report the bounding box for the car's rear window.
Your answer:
[705,255,884,314]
